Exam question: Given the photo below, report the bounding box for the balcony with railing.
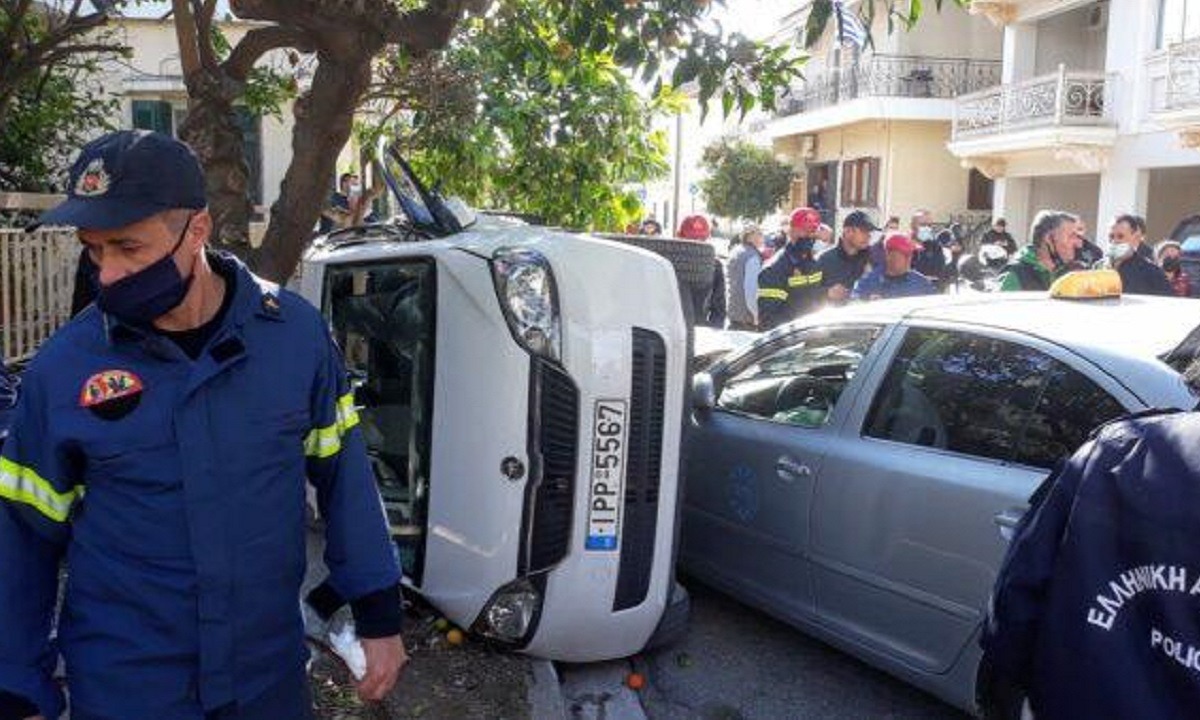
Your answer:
[952,66,1114,141]
[776,54,1002,118]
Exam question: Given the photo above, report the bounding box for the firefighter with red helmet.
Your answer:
[756,207,824,330]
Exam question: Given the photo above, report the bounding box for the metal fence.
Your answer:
[778,54,1002,117]
[1,227,78,363]
[952,65,1115,140]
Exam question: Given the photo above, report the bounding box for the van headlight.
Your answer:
[491,248,561,361]
[473,579,542,643]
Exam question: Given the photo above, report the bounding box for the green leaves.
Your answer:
[698,138,792,223]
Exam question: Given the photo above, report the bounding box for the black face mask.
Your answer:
[96,215,195,326]
[1163,257,1182,274]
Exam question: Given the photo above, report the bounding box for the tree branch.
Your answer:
[222,26,314,81]
[193,0,221,71]
[381,0,485,56]
[171,0,204,80]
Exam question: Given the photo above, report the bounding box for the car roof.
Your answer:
[800,292,1199,360]
[742,292,1200,409]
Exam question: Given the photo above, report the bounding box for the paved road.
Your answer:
[635,580,971,720]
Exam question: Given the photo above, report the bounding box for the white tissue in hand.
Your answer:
[329,623,367,680]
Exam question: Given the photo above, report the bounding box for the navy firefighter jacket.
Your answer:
[0,253,401,719]
[982,410,1200,720]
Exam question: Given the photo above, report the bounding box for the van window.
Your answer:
[866,328,1124,467]
[325,259,436,583]
[718,326,880,428]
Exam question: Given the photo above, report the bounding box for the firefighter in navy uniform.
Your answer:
[0,131,406,720]
[981,351,1200,720]
[757,207,824,331]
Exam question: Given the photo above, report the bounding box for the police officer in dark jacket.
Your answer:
[817,210,875,307]
[757,207,824,330]
[1107,213,1173,296]
[982,354,1200,719]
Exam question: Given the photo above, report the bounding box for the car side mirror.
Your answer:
[692,372,716,411]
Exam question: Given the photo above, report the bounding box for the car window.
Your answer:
[865,328,1124,467]
[1017,362,1125,468]
[717,326,880,428]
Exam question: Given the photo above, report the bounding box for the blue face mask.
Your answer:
[97,215,195,326]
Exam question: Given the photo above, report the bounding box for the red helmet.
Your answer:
[677,215,711,240]
[790,207,822,233]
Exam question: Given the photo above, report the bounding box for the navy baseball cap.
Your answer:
[35,130,206,230]
[842,210,880,232]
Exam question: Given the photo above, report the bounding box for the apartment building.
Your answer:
[757,2,1003,233]
[97,17,299,238]
[950,0,1200,243]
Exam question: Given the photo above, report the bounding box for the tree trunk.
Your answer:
[179,71,254,256]
[248,50,377,283]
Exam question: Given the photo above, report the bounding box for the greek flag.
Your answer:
[834,1,868,49]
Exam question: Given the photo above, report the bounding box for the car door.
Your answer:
[681,324,885,620]
[810,323,1134,675]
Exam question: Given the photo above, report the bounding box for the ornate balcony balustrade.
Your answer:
[1156,37,1200,112]
[776,54,1002,117]
[952,66,1114,140]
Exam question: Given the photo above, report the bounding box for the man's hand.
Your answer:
[356,634,408,702]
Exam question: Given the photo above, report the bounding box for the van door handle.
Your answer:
[775,456,811,482]
[994,509,1024,541]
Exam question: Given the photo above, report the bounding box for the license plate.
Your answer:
[586,399,628,551]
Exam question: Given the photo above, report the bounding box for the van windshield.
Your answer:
[324,259,437,584]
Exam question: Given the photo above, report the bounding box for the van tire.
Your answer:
[596,234,716,287]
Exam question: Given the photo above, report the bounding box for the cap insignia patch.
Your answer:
[76,158,111,197]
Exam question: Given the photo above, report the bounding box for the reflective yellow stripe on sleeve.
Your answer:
[304,392,361,459]
[757,288,788,301]
[788,271,823,287]
[0,456,81,523]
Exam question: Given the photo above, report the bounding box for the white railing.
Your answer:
[1,227,78,363]
[1154,37,1200,112]
[952,65,1115,140]
[778,54,1002,117]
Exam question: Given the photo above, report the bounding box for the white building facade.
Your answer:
[950,0,1200,243]
[757,2,1003,235]
[99,17,298,239]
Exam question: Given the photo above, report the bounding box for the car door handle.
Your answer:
[775,456,811,482]
[994,509,1024,541]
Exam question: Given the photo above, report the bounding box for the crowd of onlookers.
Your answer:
[628,206,1194,332]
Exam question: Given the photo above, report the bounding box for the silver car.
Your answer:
[681,292,1200,716]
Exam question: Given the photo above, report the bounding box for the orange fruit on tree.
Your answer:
[446,628,465,646]
[626,672,646,691]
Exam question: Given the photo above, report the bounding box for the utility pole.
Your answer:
[671,110,684,235]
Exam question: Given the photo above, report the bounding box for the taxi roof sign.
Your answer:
[1050,269,1123,300]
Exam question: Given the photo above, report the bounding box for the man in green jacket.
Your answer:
[999,210,1082,291]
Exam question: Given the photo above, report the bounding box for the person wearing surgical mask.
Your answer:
[1156,240,1194,298]
[909,208,947,291]
[1107,214,1173,296]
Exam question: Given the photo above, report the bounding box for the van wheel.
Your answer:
[595,234,716,287]
[643,581,691,652]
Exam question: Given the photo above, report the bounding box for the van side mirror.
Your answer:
[692,373,716,411]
